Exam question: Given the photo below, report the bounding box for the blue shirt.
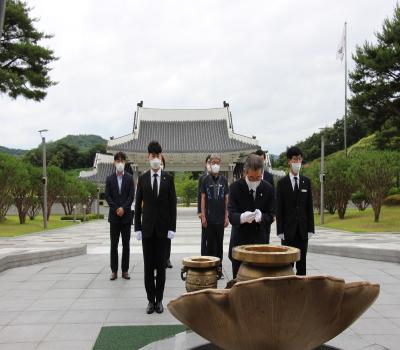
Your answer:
[117,172,124,193]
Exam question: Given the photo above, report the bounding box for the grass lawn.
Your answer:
[0,215,78,237]
[315,206,400,233]
[93,325,186,350]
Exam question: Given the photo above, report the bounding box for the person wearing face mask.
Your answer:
[105,152,135,281]
[201,153,229,279]
[134,141,177,314]
[276,146,314,276]
[228,154,275,279]
[197,155,211,256]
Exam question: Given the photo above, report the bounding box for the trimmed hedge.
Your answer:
[383,194,400,206]
[60,214,104,221]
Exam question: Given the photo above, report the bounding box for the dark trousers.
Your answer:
[232,259,241,280]
[282,226,308,276]
[110,222,131,273]
[201,226,207,256]
[142,233,167,302]
[165,238,171,262]
[206,223,224,265]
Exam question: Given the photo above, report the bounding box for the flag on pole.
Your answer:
[336,24,346,62]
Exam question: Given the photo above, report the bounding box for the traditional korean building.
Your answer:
[80,102,263,186]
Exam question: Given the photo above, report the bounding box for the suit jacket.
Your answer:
[263,170,274,188]
[134,170,177,238]
[105,172,135,224]
[276,174,314,241]
[228,178,275,259]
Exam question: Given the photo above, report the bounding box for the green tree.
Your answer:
[175,172,197,207]
[26,166,42,220]
[81,180,98,214]
[349,5,400,151]
[0,0,57,100]
[11,162,30,223]
[43,166,66,220]
[352,151,398,222]
[59,175,83,215]
[325,155,356,219]
[0,153,17,221]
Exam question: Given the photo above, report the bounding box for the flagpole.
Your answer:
[344,21,348,156]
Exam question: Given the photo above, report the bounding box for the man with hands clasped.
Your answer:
[276,146,314,276]
[134,141,177,314]
[105,152,135,281]
[228,154,275,279]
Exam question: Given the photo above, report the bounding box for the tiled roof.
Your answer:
[108,119,257,153]
[80,162,114,184]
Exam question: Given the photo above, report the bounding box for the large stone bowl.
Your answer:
[233,244,300,281]
[168,275,380,350]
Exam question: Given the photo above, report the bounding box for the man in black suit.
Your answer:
[276,146,314,276]
[197,155,211,256]
[228,154,275,279]
[135,141,177,314]
[105,152,135,281]
[254,149,274,188]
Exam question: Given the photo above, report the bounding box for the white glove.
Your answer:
[254,209,262,223]
[136,231,142,240]
[278,234,284,240]
[240,211,256,224]
[168,231,175,240]
[308,232,314,239]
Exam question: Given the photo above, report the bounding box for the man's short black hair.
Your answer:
[205,154,211,163]
[286,146,303,160]
[114,152,127,161]
[254,149,266,159]
[148,141,162,154]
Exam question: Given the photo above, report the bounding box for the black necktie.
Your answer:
[153,173,158,198]
[249,189,255,211]
[294,176,299,192]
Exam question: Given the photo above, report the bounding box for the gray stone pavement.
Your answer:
[0,208,399,349]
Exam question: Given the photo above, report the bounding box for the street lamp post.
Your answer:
[319,128,326,225]
[39,129,48,229]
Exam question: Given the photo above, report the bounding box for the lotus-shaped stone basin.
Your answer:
[168,275,380,350]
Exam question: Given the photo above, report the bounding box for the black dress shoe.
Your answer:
[146,302,155,314]
[155,301,164,314]
[166,259,173,269]
[110,272,117,281]
[122,272,130,280]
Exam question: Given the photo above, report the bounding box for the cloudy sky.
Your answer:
[0,0,397,154]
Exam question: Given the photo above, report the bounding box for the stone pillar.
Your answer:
[131,164,139,187]
[228,164,235,184]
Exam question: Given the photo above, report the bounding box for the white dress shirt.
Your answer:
[150,168,161,196]
[289,171,300,191]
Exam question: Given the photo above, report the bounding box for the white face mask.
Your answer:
[149,157,161,170]
[211,164,220,174]
[245,177,261,191]
[291,162,302,174]
[115,162,124,173]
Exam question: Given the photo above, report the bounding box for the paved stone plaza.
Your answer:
[0,208,399,349]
